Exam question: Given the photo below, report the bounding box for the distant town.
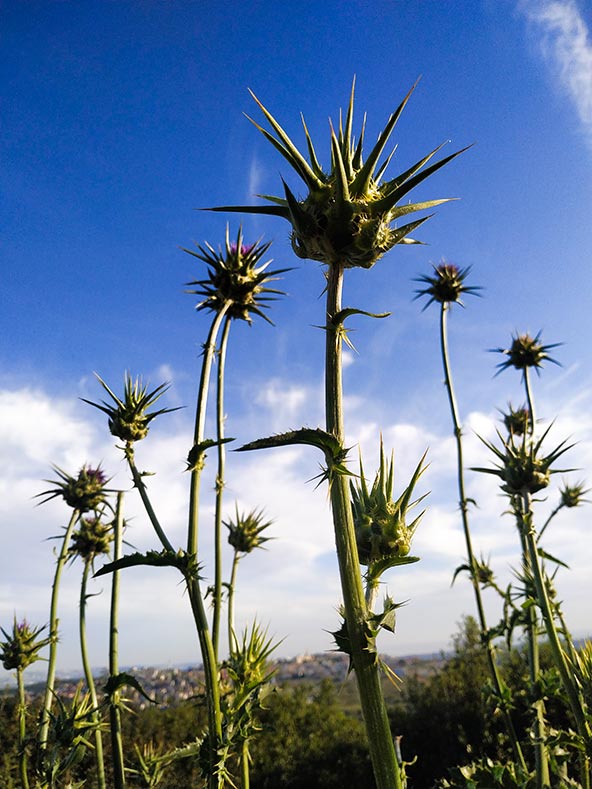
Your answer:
[1,651,448,706]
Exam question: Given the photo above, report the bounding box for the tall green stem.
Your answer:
[523,367,536,435]
[228,552,240,653]
[213,316,232,656]
[109,492,126,789]
[187,304,231,556]
[38,509,80,751]
[17,667,29,789]
[440,304,526,769]
[79,560,106,789]
[125,445,175,553]
[325,262,402,789]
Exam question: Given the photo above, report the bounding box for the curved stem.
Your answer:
[523,367,536,435]
[228,552,240,653]
[440,304,526,769]
[79,560,106,789]
[213,315,232,656]
[538,502,562,542]
[325,262,402,789]
[187,304,231,556]
[125,445,174,554]
[17,667,29,789]
[109,492,126,789]
[38,509,80,752]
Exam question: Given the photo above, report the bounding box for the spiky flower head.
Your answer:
[0,617,52,671]
[82,373,178,443]
[414,261,480,308]
[559,481,589,509]
[68,516,113,563]
[350,442,427,566]
[474,425,573,496]
[211,80,467,269]
[493,331,561,375]
[184,226,289,324]
[225,506,272,554]
[37,465,108,512]
[501,404,532,437]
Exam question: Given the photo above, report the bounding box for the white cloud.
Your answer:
[519,0,592,144]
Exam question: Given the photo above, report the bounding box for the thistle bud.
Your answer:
[37,465,108,512]
[225,506,272,554]
[69,516,113,562]
[414,261,480,308]
[0,618,52,671]
[501,405,531,437]
[493,331,561,375]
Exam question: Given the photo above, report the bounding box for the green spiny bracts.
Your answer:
[0,618,52,671]
[69,516,113,563]
[82,373,179,443]
[473,424,574,496]
[211,80,468,269]
[560,481,590,509]
[501,404,532,437]
[37,465,108,512]
[493,331,561,375]
[225,506,272,554]
[414,261,481,308]
[183,225,289,324]
[350,442,427,566]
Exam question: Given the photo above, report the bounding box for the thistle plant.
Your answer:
[225,507,272,650]
[1,618,52,789]
[415,261,526,769]
[216,82,466,789]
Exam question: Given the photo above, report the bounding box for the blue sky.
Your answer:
[2,0,592,676]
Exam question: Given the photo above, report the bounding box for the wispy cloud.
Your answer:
[518,0,592,145]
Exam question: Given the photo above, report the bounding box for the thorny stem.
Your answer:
[187,304,231,557]
[514,495,549,789]
[521,495,592,784]
[109,492,126,789]
[325,262,402,789]
[228,552,240,653]
[38,509,80,752]
[440,304,526,769]
[17,667,29,789]
[79,560,106,789]
[213,315,232,657]
[125,445,175,554]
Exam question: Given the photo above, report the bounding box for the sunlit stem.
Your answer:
[228,551,240,653]
[240,739,250,789]
[187,303,231,557]
[523,367,536,435]
[109,492,126,789]
[325,262,402,789]
[186,577,222,789]
[521,494,592,785]
[514,495,549,789]
[125,445,174,553]
[365,577,379,611]
[440,303,526,769]
[17,667,29,789]
[213,315,232,656]
[79,559,106,789]
[38,509,80,752]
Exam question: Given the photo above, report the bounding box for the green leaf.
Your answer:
[94,549,200,579]
[104,672,157,705]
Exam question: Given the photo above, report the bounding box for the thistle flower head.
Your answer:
[350,442,427,566]
[68,516,113,563]
[210,81,468,269]
[474,425,574,496]
[82,373,178,443]
[414,261,480,308]
[225,506,272,554]
[493,331,561,375]
[559,481,589,509]
[184,226,289,324]
[0,617,52,671]
[37,465,108,512]
[500,404,532,437]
